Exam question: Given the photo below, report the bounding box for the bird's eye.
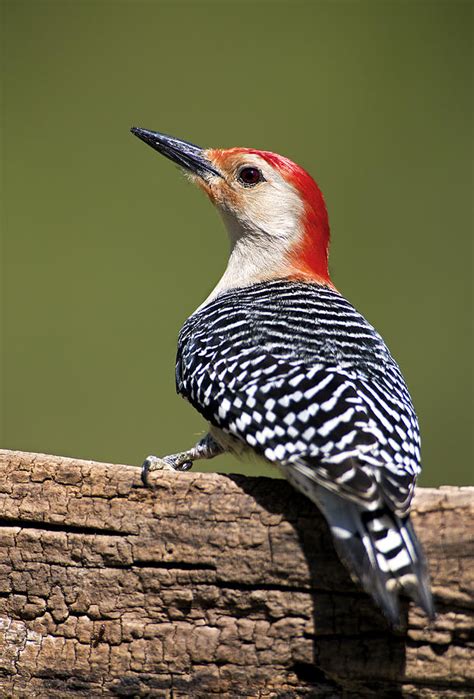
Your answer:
[237,167,264,187]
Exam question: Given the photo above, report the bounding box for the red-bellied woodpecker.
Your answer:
[131,126,434,626]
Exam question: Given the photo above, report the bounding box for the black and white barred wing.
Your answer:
[177,281,420,515]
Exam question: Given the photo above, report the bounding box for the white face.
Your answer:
[194,151,305,248]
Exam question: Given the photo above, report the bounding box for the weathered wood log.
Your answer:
[0,449,472,698]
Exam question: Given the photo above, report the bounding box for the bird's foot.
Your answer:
[141,453,193,487]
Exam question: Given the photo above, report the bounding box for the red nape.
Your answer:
[243,150,332,285]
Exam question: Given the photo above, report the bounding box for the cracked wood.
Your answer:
[0,449,472,698]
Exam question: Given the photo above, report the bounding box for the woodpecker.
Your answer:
[131,126,434,626]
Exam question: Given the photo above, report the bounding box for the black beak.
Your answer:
[131,127,222,179]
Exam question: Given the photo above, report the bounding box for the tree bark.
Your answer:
[0,449,472,698]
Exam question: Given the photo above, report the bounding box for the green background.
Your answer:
[2,0,472,485]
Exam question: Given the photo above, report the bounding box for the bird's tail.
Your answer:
[307,487,435,626]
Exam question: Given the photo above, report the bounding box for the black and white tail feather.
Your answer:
[283,455,435,626]
[177,279,435,625]
[289,475,435,625]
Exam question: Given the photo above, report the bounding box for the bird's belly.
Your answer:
[208,424,253,457]
[208,424,287,478]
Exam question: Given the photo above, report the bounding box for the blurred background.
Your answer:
[2,1,472,485]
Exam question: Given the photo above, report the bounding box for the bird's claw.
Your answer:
[141,454,193,487]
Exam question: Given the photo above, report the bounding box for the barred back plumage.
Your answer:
[176,279,434,624]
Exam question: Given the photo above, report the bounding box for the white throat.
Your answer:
[194,208,301,313]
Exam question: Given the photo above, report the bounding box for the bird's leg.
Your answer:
[141,433,223,486]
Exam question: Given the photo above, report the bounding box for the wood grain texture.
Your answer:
[0,449,472,698]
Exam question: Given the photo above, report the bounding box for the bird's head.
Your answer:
[131,127,332,289]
